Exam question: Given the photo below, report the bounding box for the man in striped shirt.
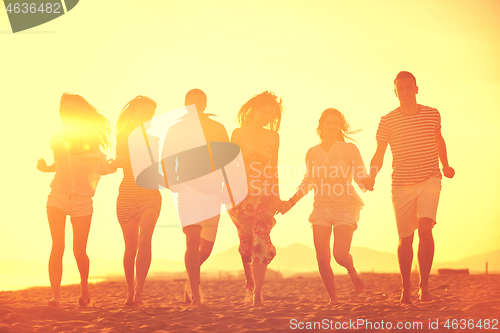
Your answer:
[367,71,455,304]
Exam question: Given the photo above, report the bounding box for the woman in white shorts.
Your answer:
[37,93,116,308]
[279,108,369,305]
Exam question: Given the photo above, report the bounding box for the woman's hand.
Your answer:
[107,159,118,173]
[359,176,375,192]
[37,158,48,172]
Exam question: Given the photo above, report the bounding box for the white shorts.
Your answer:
[308,203,359,230]
[392,176,441,238]
[47,189,93,217]
[178,186,221,243]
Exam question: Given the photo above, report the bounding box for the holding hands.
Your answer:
[359,176,375,192]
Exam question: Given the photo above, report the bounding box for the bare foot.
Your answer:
[244,289,254,303]
[243,262,254,292]
[47,298,60,308]
[348,271,365,294]
[80,288,91,306]
[199,285,205,302]
[78,297,96,307]
[183,280,192,303]
[246,279,255,292]
[124,300,138,307]
[133,296,143,306]
[418,287,432,301]
[190,298,202,308]
[400,288,412,305]
[134,288,144,305]
[253,292,263,307]
[243,262,255,291]
[125,293,134,305]
[327,298,339,306]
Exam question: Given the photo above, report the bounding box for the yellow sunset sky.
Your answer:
[1,0,499,288]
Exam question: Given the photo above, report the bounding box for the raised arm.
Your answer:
[435,128,455,178]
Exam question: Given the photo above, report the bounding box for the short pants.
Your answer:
[47,189,93,217]
[392,176,441,238]
[178,185,222,243]
[308,203,360,230]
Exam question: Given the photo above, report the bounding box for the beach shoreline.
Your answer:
[1,274,499,332]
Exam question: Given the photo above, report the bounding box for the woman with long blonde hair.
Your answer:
[280,108,367,305]
[37,93,116,308]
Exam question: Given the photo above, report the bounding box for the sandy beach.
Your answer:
[0,273,499,332]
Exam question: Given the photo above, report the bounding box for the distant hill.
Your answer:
[201,244,500,276]
[201,243,401,276]
[433,249,500,273]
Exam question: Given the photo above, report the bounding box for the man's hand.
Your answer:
[443,166,455,178]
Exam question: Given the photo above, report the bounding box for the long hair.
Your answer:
[237,91,284,131]
[116,95,157,142]
[59,93,111,149]
[316,108,360,142]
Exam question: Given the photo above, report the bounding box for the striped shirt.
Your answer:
[376,105,442,186]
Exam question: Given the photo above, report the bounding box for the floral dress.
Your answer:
[228,129,277,265]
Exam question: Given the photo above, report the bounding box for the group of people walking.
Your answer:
[37,71,454,308]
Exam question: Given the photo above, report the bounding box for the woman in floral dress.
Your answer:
[228,91,284,307]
